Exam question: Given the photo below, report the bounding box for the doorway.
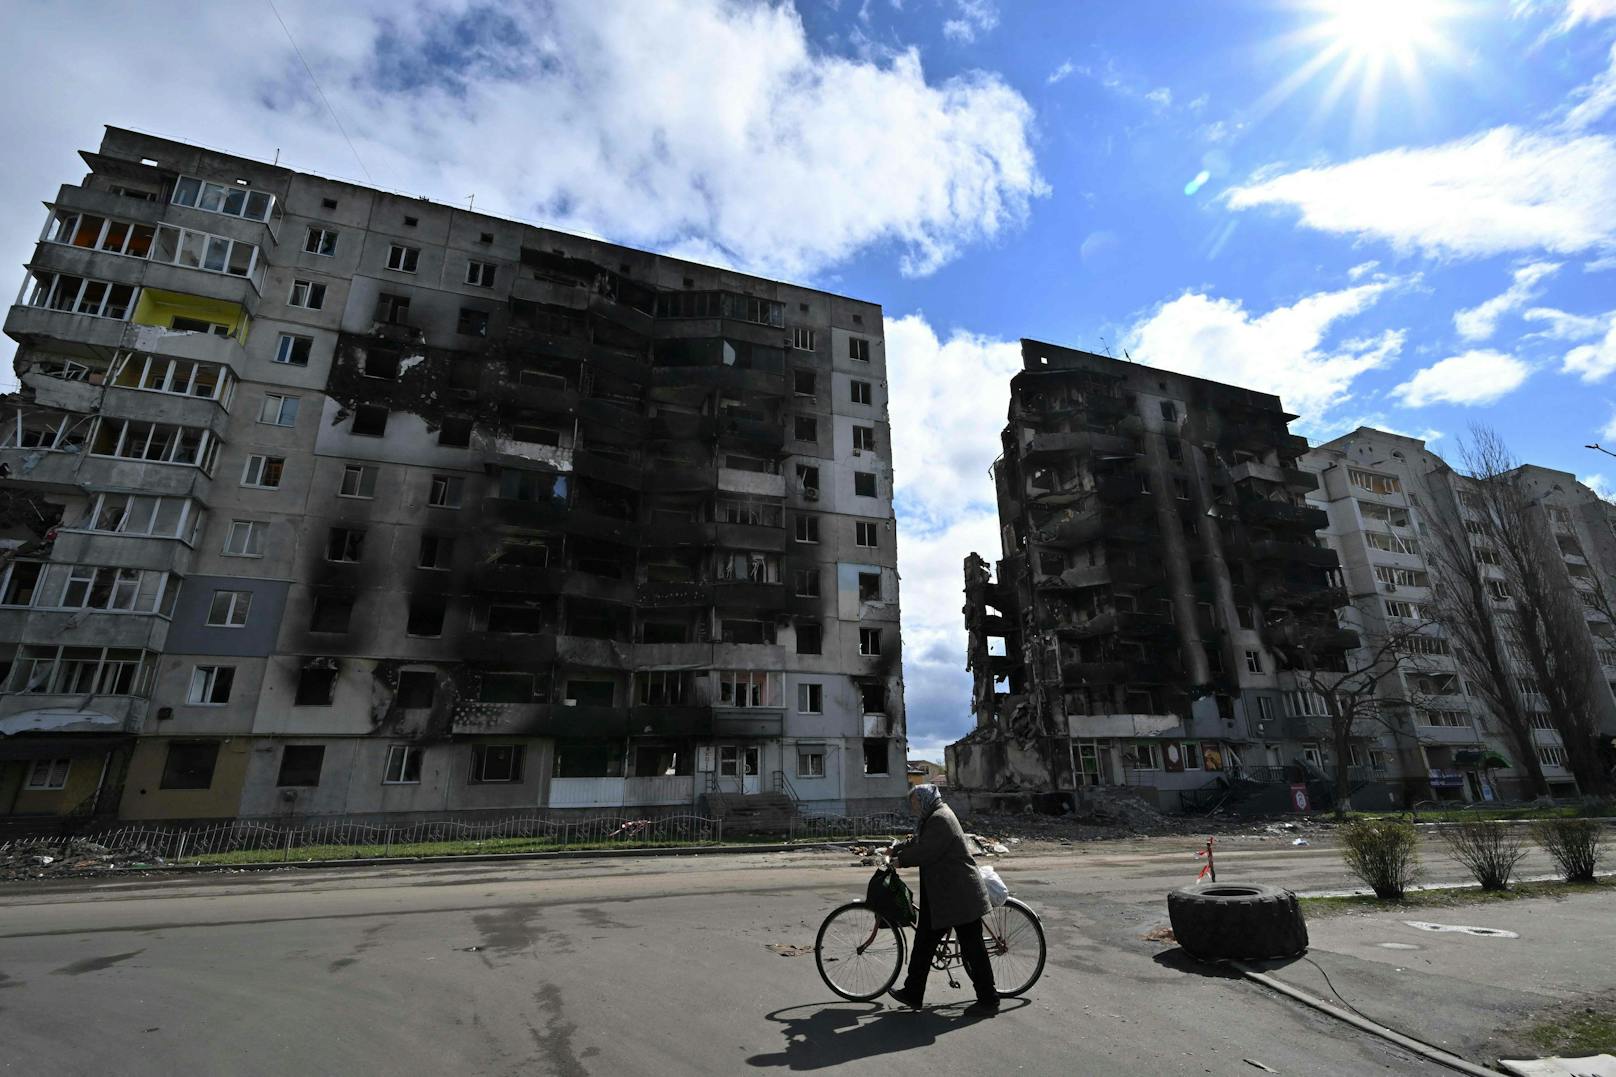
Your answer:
[718,745,761,794]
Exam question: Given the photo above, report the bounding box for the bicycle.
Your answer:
[814,858,1047,1003]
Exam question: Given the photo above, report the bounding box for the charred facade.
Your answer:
[0,127,906,824]
[953,341,1364,810]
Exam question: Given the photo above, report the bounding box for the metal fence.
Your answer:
[4,813,724,866]
[793,812,910,840]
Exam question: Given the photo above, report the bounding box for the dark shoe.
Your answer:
[965,996,1000,1016]
[888,985,923,1010]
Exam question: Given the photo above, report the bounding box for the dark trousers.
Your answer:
[903,912,996,1001]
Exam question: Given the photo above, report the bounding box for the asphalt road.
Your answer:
[0,833,1574,1076]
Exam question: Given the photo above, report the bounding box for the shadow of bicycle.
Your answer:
[745,998,1031,1070]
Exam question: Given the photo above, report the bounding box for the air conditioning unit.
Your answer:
[804,488,820,501]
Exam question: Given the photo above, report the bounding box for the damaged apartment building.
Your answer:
[954,340,1364,811]
[0,127,907,824]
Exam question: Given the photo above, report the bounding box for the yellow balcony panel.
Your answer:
[132,288,249,344]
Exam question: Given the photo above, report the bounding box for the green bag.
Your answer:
[866,866,916,928]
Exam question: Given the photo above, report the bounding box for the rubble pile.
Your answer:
[0,838,164,881]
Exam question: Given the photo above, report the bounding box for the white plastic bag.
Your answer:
[979,865,1010,908]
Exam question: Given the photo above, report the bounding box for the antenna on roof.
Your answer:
[1123,349,1133,362]
[1099,337,1113,358]
[466,194,476,211]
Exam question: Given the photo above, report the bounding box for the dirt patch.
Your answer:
[1486,990,1616,1062]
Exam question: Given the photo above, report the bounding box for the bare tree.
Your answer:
[1268,597,1440,817]
[1427,428,1609,797]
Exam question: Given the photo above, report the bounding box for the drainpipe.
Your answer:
[91,749,114,815]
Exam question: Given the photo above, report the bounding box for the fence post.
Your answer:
[176,831,188,863]
[384,828,393,858]
[716,816,723,844]
[283,830,292,863]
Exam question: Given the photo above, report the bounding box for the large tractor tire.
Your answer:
[1167,884,1308,961]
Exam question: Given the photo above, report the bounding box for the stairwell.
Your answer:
[699,791,799,835]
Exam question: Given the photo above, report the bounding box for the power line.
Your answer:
[266,0,374,184]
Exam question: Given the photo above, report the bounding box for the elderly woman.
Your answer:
[886,784,997,1013]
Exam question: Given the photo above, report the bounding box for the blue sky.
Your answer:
[1,0,1614,757]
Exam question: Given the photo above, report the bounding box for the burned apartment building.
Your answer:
[0,127,907,824]
[953,340,1370,811]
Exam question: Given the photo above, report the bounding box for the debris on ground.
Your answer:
[0,837,165,881]
[1140,926,1176,944]
[765,943,815,957]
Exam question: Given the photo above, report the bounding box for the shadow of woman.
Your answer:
[745,998,1031,1070]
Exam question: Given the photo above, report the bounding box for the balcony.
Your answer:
[640,518,716,547]
[1250,539,1340,569]
[0,694,148,733]
[646,412,714,441]
[564,507,639,545]
[716,521,787,552]
[555,634,634,669]
[571,448,640,490]
[1061,660,1129,686]
[5,304,131,352]
[1031,507,1104,547]
[630,705,715,737]
[547,775,697,809]
[1229,460,1319,492]
[1022,430,1132,459]
[481,496,569,530]
[468,564,567,594]
[453,702,625,738]
[717,467,785,499]
[713,579,788,610]
[1417,722,1484,746]
[0,446,88,495]
[633,641,713,666]
[642,459,712,491]
[458,632,557,664]
[1238,498,1329,531]
[713,709,785,738]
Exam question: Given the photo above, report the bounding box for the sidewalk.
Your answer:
[1249,887,1616,1066]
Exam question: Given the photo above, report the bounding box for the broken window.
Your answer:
[159,741,219,790]
[1244,650,1262,673]
[407,597,446,637]
[793,328,816,351]
[276,745,325,787]
[288,279,325,309]
[862,739,889,775]
[636,671,688,705]
[641,619,688,644]
[386,244,420,273]
[849,337,871,362]
[718,670,776,708]
[171,175,273,221]
[339,464,378,498]
[721,619,775,645]
[242,454,284,489]
[479,673,535,704]
[457,307,490,337]
[565,680,615,706]
[274,334,313,366]
[188,665,235,705]
[855,521,879,548]
[383,745,423,784]
[797,683,823,714]
[326,528,365,563]
[794,369,816,397]
[466,260,496,287]
[510,424,559,446]
[486,604,545,633]
[850,380,872,406]
[860,682,885,714]
[859,628,882,656]
[795,515,820,543]
[395,671,436,709]
[796,465,820,497]
[418,534,454,570]
[375,292,411,324]
[796,622,822,655]
[310,594,355,633]
[351,405,389,437]
[853,425,876,452]
[363,348,401,380]
[555,740,625,778]
[858,572,882,602]
[794,568,820,597]
[471,744,524,783]
[25,758,71,790]
[428,474,464,508]
[438,417,473,447]
[854,472,877,497]
[794,416,818,442]
[1166,437,1183,463]
[304,228,338,256]
[1159,401,1178,422]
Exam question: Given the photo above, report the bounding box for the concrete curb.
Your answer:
[112,839,874,876]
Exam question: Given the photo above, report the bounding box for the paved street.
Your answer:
[0,833,1600,1075]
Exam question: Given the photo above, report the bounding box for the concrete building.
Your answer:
[0,127,908,825]
[952,340,1371,812]
[1306,428,1616,803]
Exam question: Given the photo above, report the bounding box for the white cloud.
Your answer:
[1553,0,1616,30]
[1315,414,1444,444]
[1524,306,1612,341]
[1226,127,1616,260]
[1602,407,1616,440]
[1047,59,1075,85]
[1581,473,1614,499]
[0,1,1045,294]
[1347,260,1381,281]
[943,0,999,42]
[1565,41,1616,131]
[1452,261,1561,341]
[884,313,1025,750]
[1120,282,1407,426]
[1144,86,1172,108]
[1562,322,1616,381]
[1392,350,1533,407]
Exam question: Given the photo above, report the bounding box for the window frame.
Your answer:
[386,244,421,274]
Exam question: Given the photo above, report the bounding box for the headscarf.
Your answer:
[909,784,944,835]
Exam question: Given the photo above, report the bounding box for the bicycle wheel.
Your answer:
[816,902,907,1001]
[982,898,1046,997]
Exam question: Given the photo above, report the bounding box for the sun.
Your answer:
[1254,0,1465,136]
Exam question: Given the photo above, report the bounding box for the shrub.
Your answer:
[1439,821,1526,891]
[1532,818,1605,883]
[1339,819,1420,900]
